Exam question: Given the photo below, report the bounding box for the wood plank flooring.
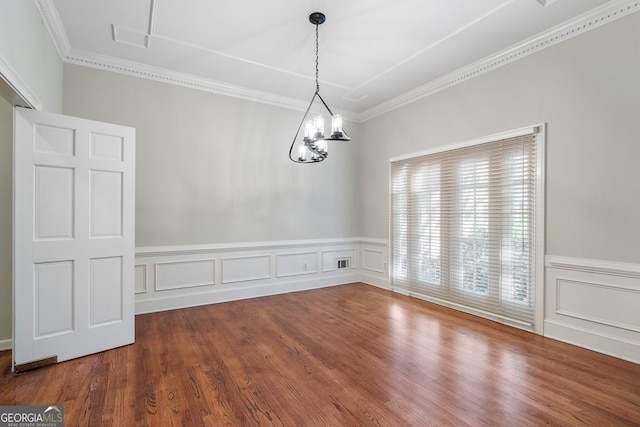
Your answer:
[1,283,639,426]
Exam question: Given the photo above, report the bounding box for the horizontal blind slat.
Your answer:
[390,132,538,329]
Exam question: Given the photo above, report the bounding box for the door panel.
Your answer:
[90,170,123,237]
[34,165,75,239]
[14,107,135,369]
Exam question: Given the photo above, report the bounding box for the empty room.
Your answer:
[1,0,639,425]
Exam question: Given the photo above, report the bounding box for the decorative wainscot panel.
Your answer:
[276,252,318,278]
[133,239,385,314]
[545,256,640,364]
[359,239,389,290]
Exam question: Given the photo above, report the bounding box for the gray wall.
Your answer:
[0,96,12,344]
[358,12,640,264]
[2,4,638,346]
[0,0,64,345]
[62,64,360,247]
[0,0,63,112]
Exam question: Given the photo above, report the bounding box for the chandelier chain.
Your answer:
[315,23,320,93]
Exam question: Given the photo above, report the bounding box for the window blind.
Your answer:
[390,131,540,330]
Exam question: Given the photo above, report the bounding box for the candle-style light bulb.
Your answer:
[331,114,344,138]
[317,138,327,154]
[304,120,314,141]
[314,115,325,138]
[332,115,343,133]
[298,144,306,161]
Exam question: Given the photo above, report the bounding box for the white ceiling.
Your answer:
[37,0,632,120]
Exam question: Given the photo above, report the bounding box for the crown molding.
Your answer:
[34,0,71,58]
[64,47,361,123]
[65,48,310,107]
[32,0,360,122]
[35,0,639,124]
[358,0,640,122]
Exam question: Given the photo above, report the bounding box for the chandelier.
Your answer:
[289,12,351,164]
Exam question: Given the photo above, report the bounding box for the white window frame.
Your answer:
[389,125,546,334]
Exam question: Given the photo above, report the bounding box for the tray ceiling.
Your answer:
[37,0,636,120]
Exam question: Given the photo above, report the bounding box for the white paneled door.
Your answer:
[13,107,135,371]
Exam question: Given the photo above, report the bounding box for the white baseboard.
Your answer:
[360,272,390,290]
[136,273,359,314]
[544,319,640,364]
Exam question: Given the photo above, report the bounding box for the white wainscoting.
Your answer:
[155,259,215,290]
[221,255,270,284]
[359,239,390,290]
[135,238,389,314]
[276,252,318,278]
[134,264,147,294]
[545,256,640,364]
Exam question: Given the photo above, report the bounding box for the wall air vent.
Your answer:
[337,258,350,269]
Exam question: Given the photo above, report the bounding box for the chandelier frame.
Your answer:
[289,12,351,164]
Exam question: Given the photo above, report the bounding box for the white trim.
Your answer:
[544,255,640,363]
[360,272,390,290]
[33,0,71,59]
[135,275,359,315]
[63,48,360,123]
[360,0,640,121]
[358,237,389,247]
[534,124,547,334]
[360,239,390,290]
[546,255,640,278]
[389,125,540,162]
[34,0,640,122]
[275,252,319,278]
[544,319,640,364]
[136,238,368,257]
[361,248,386,274]
[322,249,357,273]
[134,264,148,294]
[154,258,216,291]
[0,338,11,351]
[134,238,388,314]
[0,56,42,110]
[555,278,640,333]
[221,255,272,284]
[409,291,535,331]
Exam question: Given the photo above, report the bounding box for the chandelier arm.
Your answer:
[315,92,335,117]
[289,92,326,163]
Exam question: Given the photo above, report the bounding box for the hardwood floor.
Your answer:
[1,283,639,426]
